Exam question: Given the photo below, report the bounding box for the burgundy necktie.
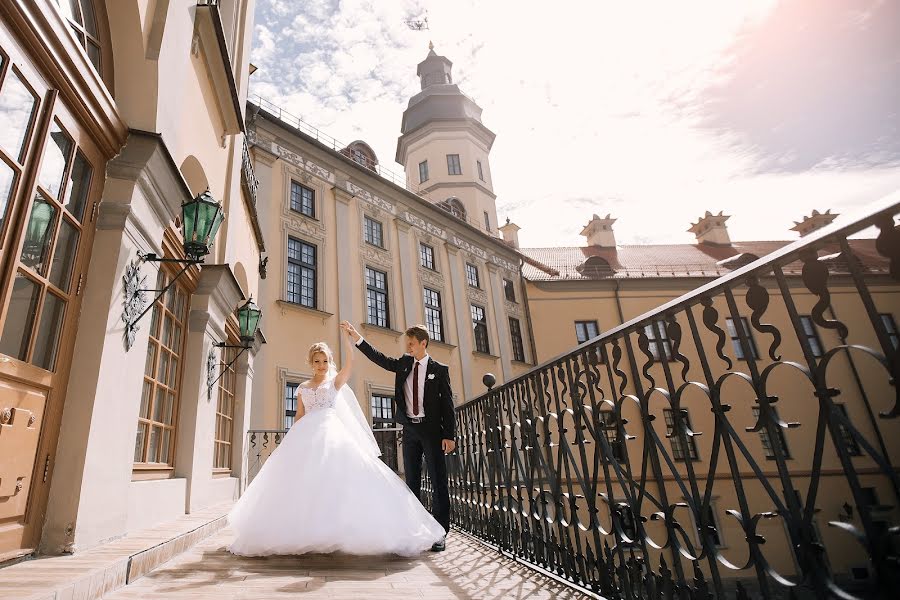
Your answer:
[412,362,420,417]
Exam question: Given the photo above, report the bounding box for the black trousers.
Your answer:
[402,423,450,533]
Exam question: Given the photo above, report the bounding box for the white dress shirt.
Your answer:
[355,337,429,418]
[404,354,430,419]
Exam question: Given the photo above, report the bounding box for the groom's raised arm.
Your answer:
[342,321,401,372]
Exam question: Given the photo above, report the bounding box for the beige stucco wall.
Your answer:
[36,0,261,554]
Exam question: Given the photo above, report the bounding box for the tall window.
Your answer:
[644,321,673,360]
[420,243,435,270]
[598,410,625,462]
[287,237,316,308]
[284,382,299,429]
[447,154,461,175]
[575,320,599,344]
[483,211,491,231]
[726,316,758,360]
[799,316,824,358]
[213,344,237,472]
[366,267,390,328]
[290,181,315,217]
[663,408,699,461]
[364,216,384,248]
[135,270,189,467]
[424,287,444,342]
[509,317,525,362]
[835,404,862,456]
[880,314,899,349]
[54,0,102,73]
[752,406,791,459]
[465,262,480,288]
[472,304,490,354]
[477,160,484,181]
[503,278,516,302]
[418,160,429,183]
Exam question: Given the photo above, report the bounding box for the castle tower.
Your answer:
[396,44,498,235]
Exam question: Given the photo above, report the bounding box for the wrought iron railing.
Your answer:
[428,194,900,599]
[246,429,286,482]
[241,137,258,206]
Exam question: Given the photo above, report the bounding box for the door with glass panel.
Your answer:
[0,25,104,560]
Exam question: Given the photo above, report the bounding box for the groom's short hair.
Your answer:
[405,325,430,347]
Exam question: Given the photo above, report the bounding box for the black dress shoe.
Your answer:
[430,537,446,552]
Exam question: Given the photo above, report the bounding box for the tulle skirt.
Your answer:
[228,408,445,557]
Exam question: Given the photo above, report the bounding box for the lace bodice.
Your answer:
[300,379,337,412]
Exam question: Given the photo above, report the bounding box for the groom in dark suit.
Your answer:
[341,321,455,551]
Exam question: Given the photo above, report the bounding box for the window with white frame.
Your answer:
[286,237,316,308]
[726,316,759,360]
[509,317,525,362]
[465,262,480,288]
[363,215,384,248]
[420,242,435,270]
[424,287,444,342]
[471,304,489,354]
[447,154,461,175]
[365,267,390,328]
[284,382,299,429]
[663,408,699,461]
[644,320,673,360]
[290,180,315,217]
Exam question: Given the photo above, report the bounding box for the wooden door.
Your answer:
[0,21,104,561]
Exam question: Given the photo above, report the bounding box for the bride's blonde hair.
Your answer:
[307,342,334,367]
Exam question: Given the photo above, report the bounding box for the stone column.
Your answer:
[395,220,419,329]
[175,265,243,512]
[333,184,361,394]
[445,245,475,402]
[231,334,259,493]
[487,264,513,382]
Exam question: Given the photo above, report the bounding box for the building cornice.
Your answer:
[249,105,535,269]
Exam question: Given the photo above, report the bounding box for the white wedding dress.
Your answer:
[228,377,445,556]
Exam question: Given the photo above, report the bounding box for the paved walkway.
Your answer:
[101,528,590,599]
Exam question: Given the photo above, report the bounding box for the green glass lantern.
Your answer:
[182,189,225,260]
[237,298,262,345]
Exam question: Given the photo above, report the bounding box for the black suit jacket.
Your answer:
[356,339,456,440]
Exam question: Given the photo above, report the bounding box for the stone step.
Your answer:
[0,503,232,600]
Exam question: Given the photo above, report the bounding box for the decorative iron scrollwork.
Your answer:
[121,259,147,351]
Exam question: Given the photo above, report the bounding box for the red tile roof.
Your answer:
[521,239,888,281]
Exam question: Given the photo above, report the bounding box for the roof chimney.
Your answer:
[790,209,839,237]
[580,214,617,247]
[499,217,521,249]
[689,211,731,245]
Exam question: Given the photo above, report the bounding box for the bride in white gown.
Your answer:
[228,335,445,556]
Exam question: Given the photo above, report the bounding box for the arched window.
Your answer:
[54,0,102,74]
[341,141,378,172]
[438,197,467,221]
[577,256,614,279]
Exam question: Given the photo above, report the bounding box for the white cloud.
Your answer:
[249,0,900,248]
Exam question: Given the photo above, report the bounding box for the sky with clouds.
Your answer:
[248,0,900,248]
